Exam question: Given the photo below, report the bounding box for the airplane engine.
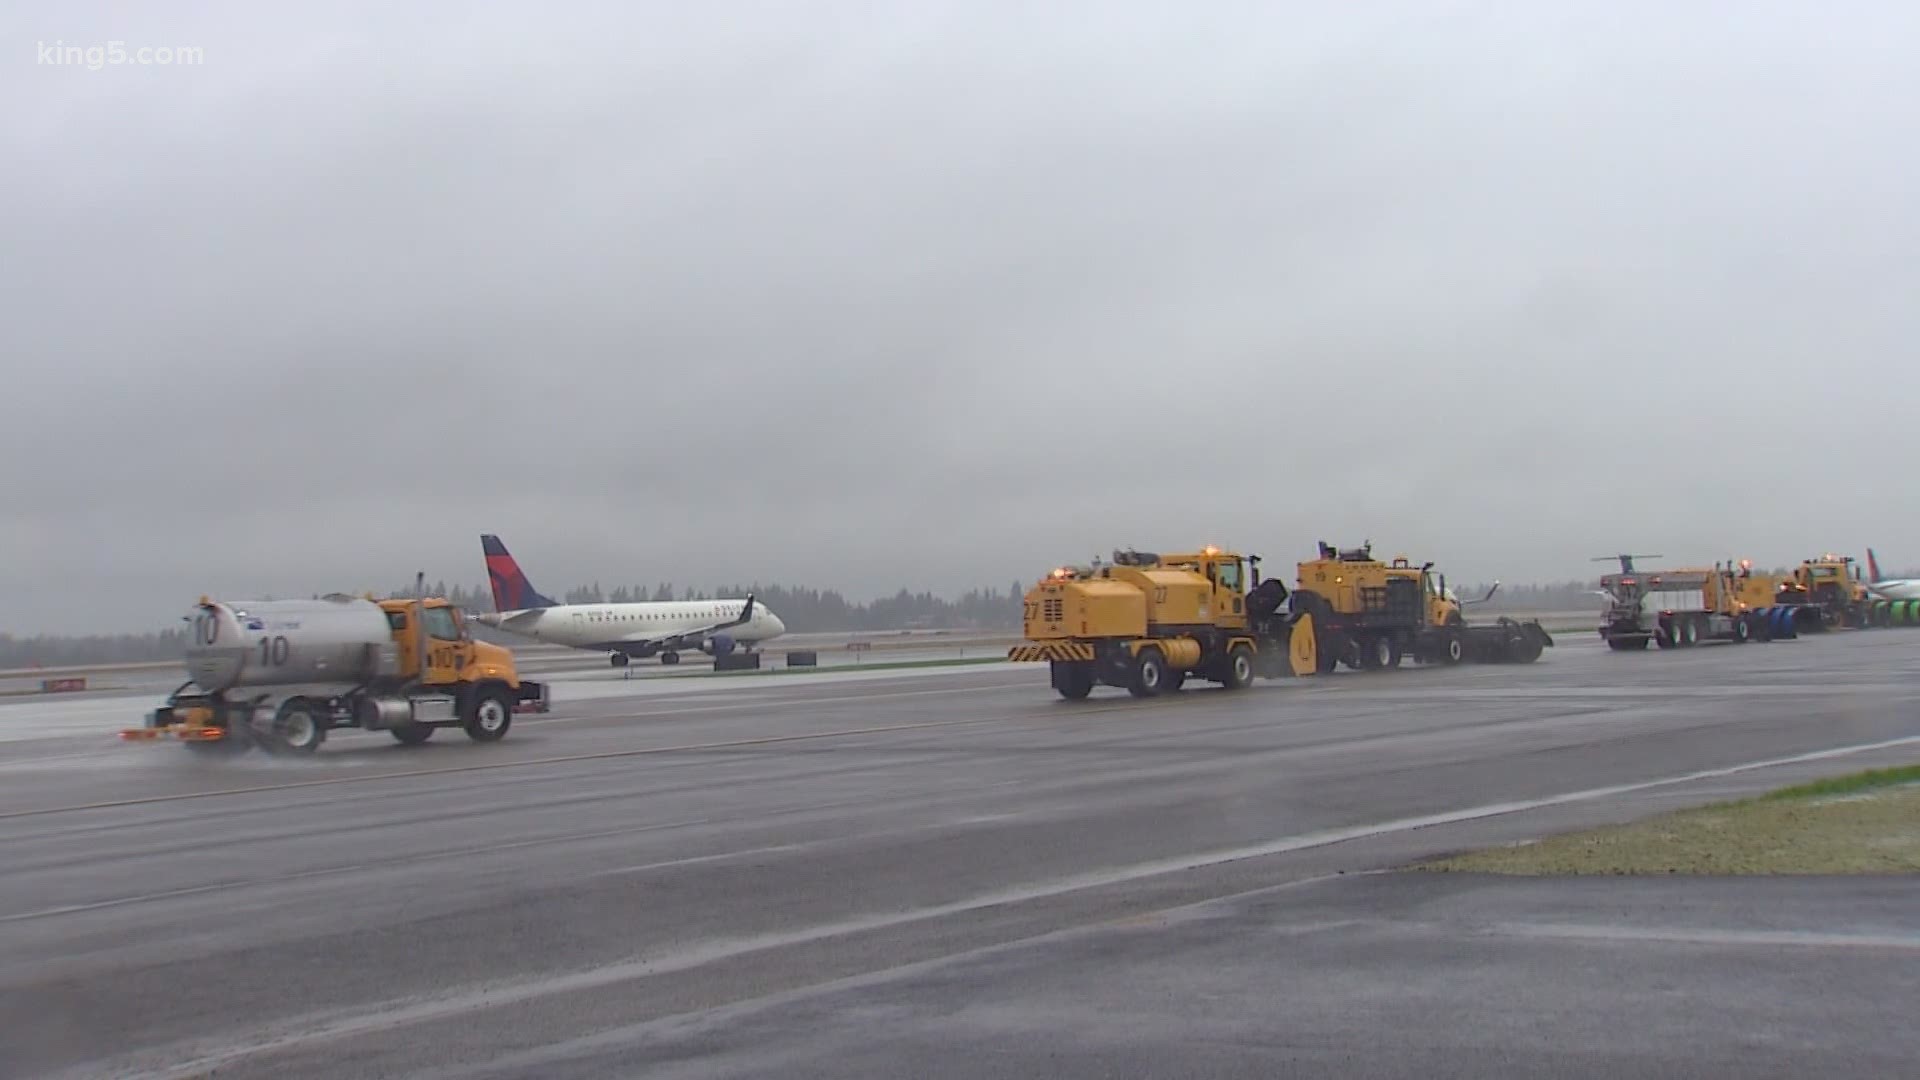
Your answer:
[704,634,737,657]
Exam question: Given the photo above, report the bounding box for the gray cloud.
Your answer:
[5,1,1920,633]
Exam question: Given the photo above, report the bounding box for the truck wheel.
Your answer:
[1050,661,1094,700]
[268,701,326,755]
[1732,616,1751,643]
[463,687,514,742]
[1440,634,1464,665]
[1128,647,1169,698]
[1358,636,1392,671]
[1385,638,1404,669]
[1679,618,1699,647]
[1223,644,1255,690]
[390,724,434,746]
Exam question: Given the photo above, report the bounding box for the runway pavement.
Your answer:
[2,631,1917,1078]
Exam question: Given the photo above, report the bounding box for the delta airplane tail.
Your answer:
[482,534,559,612]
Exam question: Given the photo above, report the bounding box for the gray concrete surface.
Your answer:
[1,630,1917,1078]
[445,873,1920,1080]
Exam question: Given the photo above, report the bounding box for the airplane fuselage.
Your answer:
[1866,579,1920,601]
[479,598,786,658]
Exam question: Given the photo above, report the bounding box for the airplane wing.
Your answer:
[617,594,758,650]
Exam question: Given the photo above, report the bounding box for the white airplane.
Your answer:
[472,534,787,666]
[1865,549,1920,601]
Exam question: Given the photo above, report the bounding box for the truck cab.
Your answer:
[382,597,524,689]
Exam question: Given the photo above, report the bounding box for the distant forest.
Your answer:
[6,566,1905,669]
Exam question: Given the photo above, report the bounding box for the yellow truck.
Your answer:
[1008,546,1318,699]
[121,586,550,755]
[1774,554,1874,630]
[1286,542,1553,669]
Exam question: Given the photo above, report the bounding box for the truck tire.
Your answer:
[390,724,434,746]
[1679,618,1699,647]
[268,700,326,755]
[1050,661,1094,700]
[1732,616,1751,643]
[1439,633,1464,665]
[1128,647,1169,698]
[463,687,514,743]
[1223,644,1255,690]
[1358,636,1392,671]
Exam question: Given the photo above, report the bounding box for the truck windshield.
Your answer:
[424,606,461,641]
[1216,560,1242,592]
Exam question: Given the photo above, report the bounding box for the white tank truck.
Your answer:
[122,579,550,755]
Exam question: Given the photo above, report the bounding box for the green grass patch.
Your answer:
[1417,761,1920,876]
[1754,763,1920,803]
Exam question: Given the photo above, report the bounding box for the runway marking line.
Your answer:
[91,733,1920,1080]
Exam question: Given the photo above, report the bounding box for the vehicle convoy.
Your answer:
[1286,542,1553,669]
[1007,541,1552,699]
[1008,546,1319,699]
[121,585,550,754]
[1595,556,1799,650]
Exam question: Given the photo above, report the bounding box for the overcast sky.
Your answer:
[5,1,1919,634]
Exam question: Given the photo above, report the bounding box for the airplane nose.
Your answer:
[770,613,786,635]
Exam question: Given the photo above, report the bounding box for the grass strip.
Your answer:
[1417,763,1920,876]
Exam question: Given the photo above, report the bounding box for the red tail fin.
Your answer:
[481,534,559,611]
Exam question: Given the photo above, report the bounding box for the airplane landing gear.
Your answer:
[609,653,630,668]
[660,651,681,666]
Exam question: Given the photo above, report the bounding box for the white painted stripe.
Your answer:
[1491,922,1920,950]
